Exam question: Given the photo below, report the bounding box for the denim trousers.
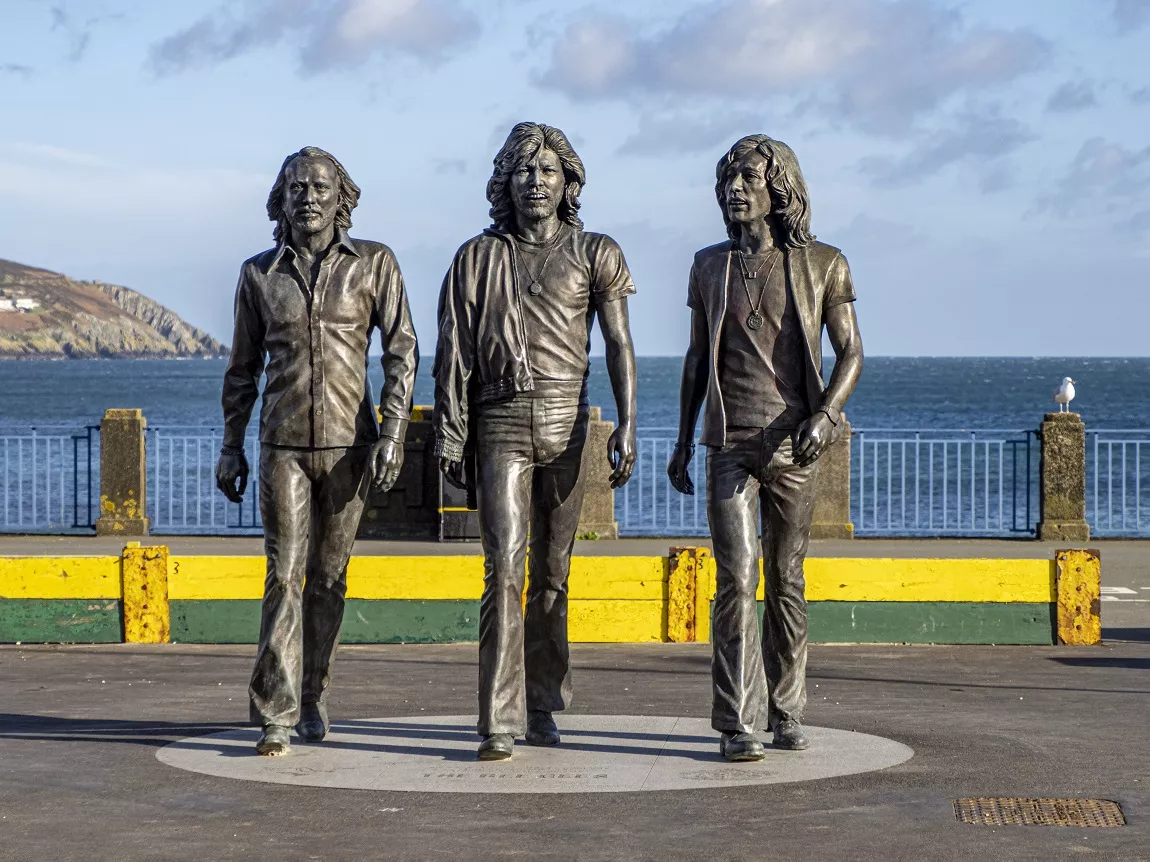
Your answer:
[474,396,589,736]
[706,430,818,734]
[249,444,370,727]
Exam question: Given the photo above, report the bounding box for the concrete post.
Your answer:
[576,407,619,540]
[810,417,853,539]
[358,406,439,540]
[95,409,149,537]
[1038,412,1089,541]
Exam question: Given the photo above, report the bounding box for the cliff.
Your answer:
[0,259,226,359]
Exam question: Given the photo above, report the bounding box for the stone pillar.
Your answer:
[809,417,853,539]
[95,409,149,537]
[1038,412,1089,542]
[576,407,619,540]
[358,406,439,539]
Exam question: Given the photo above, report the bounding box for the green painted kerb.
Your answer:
[171,600,482,644]
[811,601,1054,644]
[713,601,1054,645]
[0,599,123,643]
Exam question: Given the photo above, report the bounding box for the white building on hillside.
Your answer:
[14,298,38,311]
[0,299,14,311]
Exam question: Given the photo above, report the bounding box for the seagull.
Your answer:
[1054,377,1076,412]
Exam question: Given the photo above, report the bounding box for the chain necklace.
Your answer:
[737,250,768,279]
[734,247,780,331]
[514,227,563,296]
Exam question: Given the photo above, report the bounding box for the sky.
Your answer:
[0,0,1148,356]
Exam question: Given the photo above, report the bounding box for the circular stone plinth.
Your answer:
[156,715,913,794]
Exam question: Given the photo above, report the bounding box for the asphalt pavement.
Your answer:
[1,638,1147,861]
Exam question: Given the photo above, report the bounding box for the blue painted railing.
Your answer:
[850,429,1038,537]
[146,427,263,535]
[1087,430,1150,537]
[0,424,1147,539]
[0,426,98,533]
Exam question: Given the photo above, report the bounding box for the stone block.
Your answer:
[577,407,618,540]
[1038,412,1089,542]
[358,407,439,540]
[95,409,149,537]
[810,418,853,540]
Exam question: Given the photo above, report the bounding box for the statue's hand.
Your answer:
[215,451,249,504]
[666,443,695,496]
[793,412,835,467]
[607,423,636,489]
[439,457,467,490]
[371,437,404,491]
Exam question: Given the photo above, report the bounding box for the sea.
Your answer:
[1,356,1148,433]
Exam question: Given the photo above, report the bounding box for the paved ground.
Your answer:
[3,535,1148,859]
[2,640,1148,861]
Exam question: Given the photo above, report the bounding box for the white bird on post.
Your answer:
[1054,377,1076,412]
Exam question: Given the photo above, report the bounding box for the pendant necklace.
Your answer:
[736,247,780,331]
[516,228,562,296]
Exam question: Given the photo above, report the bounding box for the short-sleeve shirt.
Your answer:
[515,225,636,382]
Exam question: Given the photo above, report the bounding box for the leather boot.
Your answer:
[477,733,515,761]
[525,710,560,746]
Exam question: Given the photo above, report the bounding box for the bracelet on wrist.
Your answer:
[673,441,696,451]
[818,406,842,426]
[220,445,245,456]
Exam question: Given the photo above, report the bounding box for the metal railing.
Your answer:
[0,427,98,532]
[2,422,1147,540]
[1087,430,1150,537]
[146,428,262,535]
[617,428,1041,538]
[852,429,1038,537]
[617,433,707,537]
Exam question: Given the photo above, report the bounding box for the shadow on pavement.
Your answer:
[0,714,724,762]
[809,672,1150,695]
[1047,656,1150,670]
[0,714,241,748]
[1103,627,1150,643]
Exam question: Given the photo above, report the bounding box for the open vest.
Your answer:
[692,239,854,449]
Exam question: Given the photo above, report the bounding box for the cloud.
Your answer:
[432,158,468,174]
[540,0,1049,134]
[148,0,478,76]
[1112,0,1150,31]
[618,110,768,156]
[1036,138,1150,229]
[829,214,926,251]
[1046,80,1098,112]
[0,64,33,78]
[49,2,125,62]
[0,149,268,220]
[1130,86,1150,105]
[1,142,109,168]
[858,108,1034,187]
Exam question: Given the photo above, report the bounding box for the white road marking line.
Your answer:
[1102,587,1137,595]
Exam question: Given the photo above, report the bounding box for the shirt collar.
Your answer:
[267,228,360,272]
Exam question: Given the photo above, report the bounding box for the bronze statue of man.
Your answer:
[433,122,638,761]
[217,147,418,756]
[668,135,863,762]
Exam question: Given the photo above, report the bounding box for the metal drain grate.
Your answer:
[954,798,1125,827]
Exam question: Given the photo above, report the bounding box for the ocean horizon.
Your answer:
[1,356,1147,433]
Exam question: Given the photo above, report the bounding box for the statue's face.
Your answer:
[722,151,773,228]
[284,157,338,239]
[509,145,565,224]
